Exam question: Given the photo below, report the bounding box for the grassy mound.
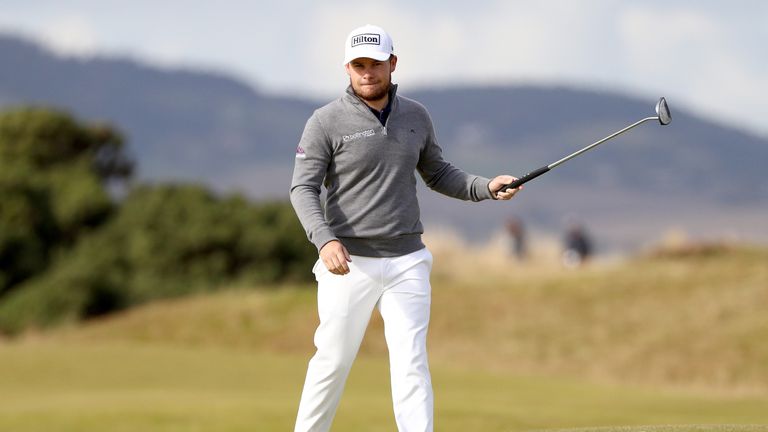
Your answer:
[24,243,768,394]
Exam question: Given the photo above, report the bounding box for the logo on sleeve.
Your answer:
[295,145,306,159]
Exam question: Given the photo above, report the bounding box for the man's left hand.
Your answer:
[489,175,523,200]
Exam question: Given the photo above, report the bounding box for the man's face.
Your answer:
[345,56,398,103]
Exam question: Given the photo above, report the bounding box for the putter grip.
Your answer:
[500,166,550,191]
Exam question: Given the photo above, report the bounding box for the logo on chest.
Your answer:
[342,129,376,142]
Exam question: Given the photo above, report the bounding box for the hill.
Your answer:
[1,34,767,250]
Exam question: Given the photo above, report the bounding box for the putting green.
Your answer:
[535,426,768,432]
[0,341,766,432]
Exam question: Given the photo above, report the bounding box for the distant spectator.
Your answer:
[562,221,593,268]
[505,215,527,261]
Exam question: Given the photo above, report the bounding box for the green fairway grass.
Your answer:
[537,426,768,432]
[0,340,766,432]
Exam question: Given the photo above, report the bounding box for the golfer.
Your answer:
[290,24,521,432]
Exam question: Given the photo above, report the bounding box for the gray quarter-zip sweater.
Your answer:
[290,84,495,257]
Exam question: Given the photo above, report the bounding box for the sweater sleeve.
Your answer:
[289,112,338,252]
[416,112,495,202]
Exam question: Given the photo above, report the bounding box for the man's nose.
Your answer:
[362,66,378,78]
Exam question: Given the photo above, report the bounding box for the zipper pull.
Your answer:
[382,127,387,136]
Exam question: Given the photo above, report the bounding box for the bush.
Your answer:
[0,108,127,295]
[0,177,56,295]
[0,184,316,334]
[0,107,315,335]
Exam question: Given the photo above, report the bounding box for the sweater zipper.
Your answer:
[365,104,390,136]
[370,104,390,136]
[346,92,394,136]
[382,102,393,136]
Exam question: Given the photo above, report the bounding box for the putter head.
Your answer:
[656,97,672,125]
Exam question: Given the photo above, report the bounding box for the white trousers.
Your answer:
[294,247,434,432]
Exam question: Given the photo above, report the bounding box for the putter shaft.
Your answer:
[548,116,657,170]
[500,105,666,192]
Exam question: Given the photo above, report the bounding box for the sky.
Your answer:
[1,0,767,137]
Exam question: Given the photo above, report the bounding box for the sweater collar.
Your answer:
[345,83,399,113]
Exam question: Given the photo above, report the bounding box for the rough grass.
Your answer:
[37,241,768,394]
[423,240,768,394]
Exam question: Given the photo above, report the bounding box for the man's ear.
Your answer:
[389,55,398,73]
[344,63,351,76]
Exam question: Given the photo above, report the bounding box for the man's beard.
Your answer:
[351,78,391,102]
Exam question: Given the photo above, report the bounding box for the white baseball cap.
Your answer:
[343,24,394,65]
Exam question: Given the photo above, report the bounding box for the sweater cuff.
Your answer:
[312,229,339,252]
[473,177,496,201]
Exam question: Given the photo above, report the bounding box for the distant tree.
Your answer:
[0,107,133,181]
[0,107,133,295]
[0,107,315,335]
[0,176,56,294]
[0,184,315,334]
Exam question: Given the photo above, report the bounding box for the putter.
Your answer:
[499,97,672,191]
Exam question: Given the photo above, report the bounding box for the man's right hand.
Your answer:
[319,240,352,275]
